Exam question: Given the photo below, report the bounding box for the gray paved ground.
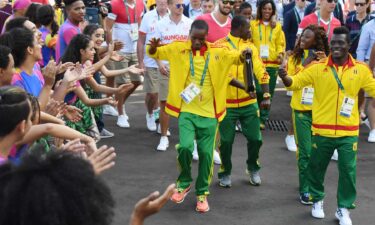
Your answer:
[99,87,375,225]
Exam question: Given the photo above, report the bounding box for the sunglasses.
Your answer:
[175,3,185,8]
[355,3,366,6]
[327,0,338,3]
[222,0,235,5]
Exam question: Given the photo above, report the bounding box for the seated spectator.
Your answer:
[0,45,15,86]
[1,0,32,34]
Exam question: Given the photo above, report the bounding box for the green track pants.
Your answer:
[176,112,218,196]
[293,110,312,194]
[309,135,358,209]
[255,67,278,124]
[218,104,262,178]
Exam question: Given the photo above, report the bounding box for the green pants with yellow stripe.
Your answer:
[255,67,278,124]
[176,112,218,196]
[309,135,358,209]
[218,104,262,178]
[293,110,312,194]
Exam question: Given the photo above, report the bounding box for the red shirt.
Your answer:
[196,13,231,43]
[31,0,49,4]
[298,12,341,41]
[110,0,145,24]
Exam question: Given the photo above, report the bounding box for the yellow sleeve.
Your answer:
[223,47,242,65]
[146,42,176,61]
[288,64,315,91]
[287,56,297,76]
[276,24,286,55]
[251,46,269,84]
[360,66,375,97]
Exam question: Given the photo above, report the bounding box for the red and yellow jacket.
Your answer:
[147,40,244,122]
[250,20,286,68]
[216,33,269,108]
[288,55,375,137]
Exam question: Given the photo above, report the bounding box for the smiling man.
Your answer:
[56,0,86,61]
[147,19,250,213]
[279,26,375,225]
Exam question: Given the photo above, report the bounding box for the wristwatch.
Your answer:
[263,93,271,99]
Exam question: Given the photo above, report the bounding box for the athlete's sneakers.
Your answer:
[331,149,338,161]
[103,105,118,116]
[368,129,375,143]
[219,175,232,188]
[157,124,171,136]
[170,185,191,204]
[335,208,352,225]
[196,195,210,213]
[156,136,169,151]
[246,169,261,186]
[146,113,157,131]
[285,135,297,152]
[311,200,325,219]
[117,115,130,128]
[100,128,114,139]
[300,193,313,205]
[213,150,221,165]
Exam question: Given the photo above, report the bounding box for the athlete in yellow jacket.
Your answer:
[147,20,250,213]
[279,27,375,224]
[214,16,270,187]
[250,0,286,127]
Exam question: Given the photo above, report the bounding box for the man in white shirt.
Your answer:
[152,0,193,151]
[137,0,169,132]
[106,0,145,128]
[183,0,204,19]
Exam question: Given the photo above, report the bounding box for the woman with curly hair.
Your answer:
[285,24,329,205]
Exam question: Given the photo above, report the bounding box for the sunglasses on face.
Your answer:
[222,0,235,6]
[327,0,338,3]
[175,3,185,8]
[355,3,366,6]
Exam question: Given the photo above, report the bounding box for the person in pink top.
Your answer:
[298,0,341,42]
[196,0,234,43]
[1,0,31,34]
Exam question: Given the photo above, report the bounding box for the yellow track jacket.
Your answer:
[147,40,244,122]
[216,33,270,108]
[287,55,375,137]
[250,20,286,68]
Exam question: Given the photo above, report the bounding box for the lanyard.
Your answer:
[294,8,301,24]
[317,11,331,37]
[124,0,137,24]
[258,22,273,42]
[330,66,345,91]
[226,37,237,49]
[189,52,210,87]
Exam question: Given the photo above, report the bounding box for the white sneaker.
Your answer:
[286,91,293,96]
[117,115,130,128]
[156,136,169,151]
[146,113,157,131]
[311,200,325,219]
[157,124,171,136]
[368,129,375,143]
[103,105,118,116]
[100,128,114,138]
[192,140,199,161]
[213,150,221,165]
[285,135,297,152]
[363,118,371,130]
[335,208,352,225]
[331,149,338,161]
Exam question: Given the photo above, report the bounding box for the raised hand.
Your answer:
[113,40,124,51]
[87,145,116,175]
[57,62,75,74]
[64,105,83,122]
[43,60,58,86]
[128,64,145,75]
[61,138,86,153]
[130,184,176,225]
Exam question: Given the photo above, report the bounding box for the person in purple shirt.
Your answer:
[56,0,86,61]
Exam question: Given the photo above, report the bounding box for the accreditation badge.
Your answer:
[260,44,270,58]
[180,83,201,104]
[129,24,139,41]
[301,87,314,105]
[340,96,355,118]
